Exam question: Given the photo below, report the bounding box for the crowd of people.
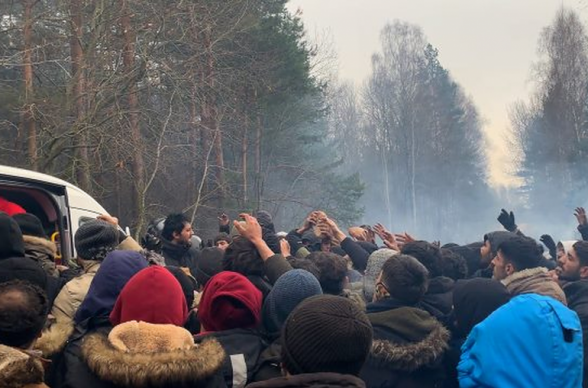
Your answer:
[1,203,588,387]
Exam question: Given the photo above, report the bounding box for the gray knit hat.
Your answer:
[262,269,322,337]
[363,248,397,302]
[75,220,119,260]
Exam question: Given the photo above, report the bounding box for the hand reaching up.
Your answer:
[374,223,400,251]
[348,227,368,242]
[497,209,517,232]
[575,207,587,226]
[233,213,262,243]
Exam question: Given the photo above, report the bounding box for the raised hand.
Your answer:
[497,209,517,232]
[348,227,368,242]
[218,213,230,227]
[575,207,587,226]
[374,223,399,250]
[97,214,119,226]
[540,234,556,252]
[280,238,292,257]
[233,213,262,243]
[394,232,416,248]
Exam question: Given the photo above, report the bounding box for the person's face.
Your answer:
[321,241,331,252]
[491,250,514,281]
[216,240,229,251]
[558,247,587,281]
[373,272,390,302]
[173,222,193,245]
[480,240,492,265]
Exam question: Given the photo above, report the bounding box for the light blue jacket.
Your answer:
[458,293,583,388]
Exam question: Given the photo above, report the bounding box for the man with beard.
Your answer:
[160,213,199,276]
[557,240,588,387]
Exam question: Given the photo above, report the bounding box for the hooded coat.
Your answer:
[197,271,265,387]
[54,266,225,388]
[360,299,449,388]
[74,251,149,325]
[458,294,583,388]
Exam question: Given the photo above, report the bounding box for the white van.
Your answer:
[0,165,110,262]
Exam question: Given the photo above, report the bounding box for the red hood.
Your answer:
[198,271,262,332]
[110,266,188,326]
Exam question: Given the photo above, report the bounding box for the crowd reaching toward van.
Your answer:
[1,193,588,387]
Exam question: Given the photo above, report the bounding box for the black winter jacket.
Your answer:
[564,280,588,388]
[421,276,455,328]
[196,328,267,388]
[360,299,449,388]
[160,239,199,275]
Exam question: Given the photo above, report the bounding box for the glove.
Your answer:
[497,209,517,232]
[540,234,557,260]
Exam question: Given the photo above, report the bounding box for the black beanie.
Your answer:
[13,213,46,238]
[213,232,231,245]
[195,247,223,288]
[0,257,47,290]
[281,294,373,376]
[75,220,119,260]
[0,212,25,259]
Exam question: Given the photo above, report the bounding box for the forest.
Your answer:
[1,1,586,242]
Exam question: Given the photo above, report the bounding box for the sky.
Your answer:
[287,0,586,188]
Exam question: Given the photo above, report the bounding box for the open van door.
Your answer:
[0,165,110,262]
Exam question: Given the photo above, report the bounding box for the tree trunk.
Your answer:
[254,88,262,210]
[203,23,224,208]
[121,0,145,232]
[23,0,37,170]
[70,0,91,190]
[190,82,200,203]
[242,110,248,205]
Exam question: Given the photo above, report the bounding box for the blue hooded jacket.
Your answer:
[458,293,583,388]
[74,250,148,324]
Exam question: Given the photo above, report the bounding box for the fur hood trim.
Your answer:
[22,235,56,255]
[82,325,225,386]
[0,345,45,388]
[370,324,449,372]
[34,321,74,358]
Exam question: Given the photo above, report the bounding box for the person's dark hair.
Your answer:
[440,248,468,281]
[441,243,460,249]
[380,254,429,305]
[287,256,321,279]
[401,241,443,278]
[222,236,264,276]
[447,245,482,277]
[497,236,542,271]
[308,252,347,295]
[161,213,189,241]
[573,241,588,267]
[0,280,48,348]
